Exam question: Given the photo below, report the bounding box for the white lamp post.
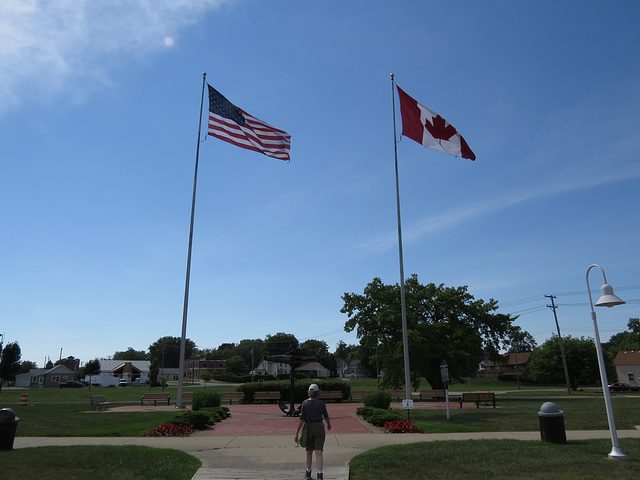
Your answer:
[586,264,627,460]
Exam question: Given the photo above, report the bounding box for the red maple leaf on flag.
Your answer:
[424,114,458,141]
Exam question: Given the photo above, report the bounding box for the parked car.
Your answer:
[60,381,84,389]
[608,382,640,392]
[118,380,129,387]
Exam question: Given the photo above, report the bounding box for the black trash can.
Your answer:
[538,402,566,444]
[0,408,19,450]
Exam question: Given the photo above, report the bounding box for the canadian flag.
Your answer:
[397,86,476,161]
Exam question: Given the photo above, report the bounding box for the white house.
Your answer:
[296,361,330,378]
[337,359,368,379]
[85,360,151,385]
[16,365,75,388]
[254,358,293,377]
[254,359,330,378]
[614,350,640,386]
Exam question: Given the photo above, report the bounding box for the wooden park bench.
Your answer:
[419,389,447,401]
[222,391,245,404]
[254,391,281,403]
[390,390,415,401]
[182,392,194,404]
[459,392,496,409]
[90,395,111,411]
[318,390,344,402]
[349,390,367,402]
[140,393,171,406]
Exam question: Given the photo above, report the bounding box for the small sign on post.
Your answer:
[440,360,450,386]
[402,399,414,410]
[441,360,451,420]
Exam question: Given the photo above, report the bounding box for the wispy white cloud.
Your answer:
[359,159,640,253]
[0,0,232,112]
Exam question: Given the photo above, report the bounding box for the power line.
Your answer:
[499,295,545,307]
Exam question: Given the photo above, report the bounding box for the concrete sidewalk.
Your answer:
[14,430,640,480]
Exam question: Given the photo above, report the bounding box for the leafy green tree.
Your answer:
[0,342,22,392]
[264,332,299,356]
[113,347,148,360]
[148,361,159,386]
[334,341,359,362]
[301,339,336,373]
[605,318,640,355]
[18,360,37,374]
[199,371,213,387]
[502,326,537,353]
[300,339,328,358]
[224,355,248,375]
[342,275,515,389]
[196,348,218,360]
[526,335,602,390]
[148,336,196,368]
[236,339,266,372]
[83,359,101,390]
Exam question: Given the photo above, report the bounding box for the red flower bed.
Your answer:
[143,422,194,437]
[383,419,424,433]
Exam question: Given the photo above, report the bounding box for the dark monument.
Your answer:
[264,345,317,416]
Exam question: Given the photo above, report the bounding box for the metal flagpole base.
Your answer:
[608,447,629,461]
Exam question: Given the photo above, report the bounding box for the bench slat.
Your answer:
[222,392,245,404]
[318,391,344,401]
[140,393,171,406]
[419,390,447,401]
[459,392,496,409]
[349,390,367,402]
[90,395,111,411]
[254,391,281,403]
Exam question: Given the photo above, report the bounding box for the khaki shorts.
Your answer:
[305,422,326,451]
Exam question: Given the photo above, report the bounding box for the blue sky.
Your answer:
[1,1,639,367]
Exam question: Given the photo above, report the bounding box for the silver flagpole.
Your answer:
[177,72,207,409]
[390,73,413,417]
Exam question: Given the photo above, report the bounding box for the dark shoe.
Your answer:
[305,470,312,479]
[317,473,323,480]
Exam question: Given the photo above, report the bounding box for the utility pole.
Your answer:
[546,294,572,395]
[512,343,521,389]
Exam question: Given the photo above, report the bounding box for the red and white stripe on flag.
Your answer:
[207,85,291,161]
[397,86,475,161]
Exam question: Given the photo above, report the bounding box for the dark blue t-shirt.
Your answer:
[300,398,328,423]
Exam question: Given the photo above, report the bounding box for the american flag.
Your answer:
[207,85,291,161]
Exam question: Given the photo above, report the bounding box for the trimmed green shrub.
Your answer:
[173,412,211,429]
[356,406,377,417]
[357,406,402,427]
[367,409,401,427]
[192,389,222,411]
[363,390,391,410]
[199,406,231,423]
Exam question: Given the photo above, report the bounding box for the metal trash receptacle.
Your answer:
[0,408,19,450]
[538,402,566,444]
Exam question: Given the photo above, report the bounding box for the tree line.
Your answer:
[113,333,359,378]
[1,276,637,390]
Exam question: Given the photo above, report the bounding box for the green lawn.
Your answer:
[13,403,183,437]
[403,397,640,434]
[0,445,200,480]
[0,384,233,437]
[349,439,640,480]
[3,381,639,437]
[0,383,234,405]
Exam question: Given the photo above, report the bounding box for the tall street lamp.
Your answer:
[586,264,627,460]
